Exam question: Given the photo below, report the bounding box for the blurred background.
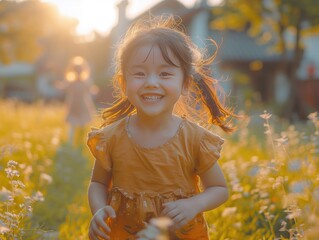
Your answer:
[0,0,318,120]
[1,1,319,239]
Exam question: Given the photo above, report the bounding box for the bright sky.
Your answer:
[42,0,220,36]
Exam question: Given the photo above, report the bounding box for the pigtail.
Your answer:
[192,73,235,133]
[101,98,135,127]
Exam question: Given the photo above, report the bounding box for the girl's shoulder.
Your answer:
[182,118,224,144]
[88,117,126,142]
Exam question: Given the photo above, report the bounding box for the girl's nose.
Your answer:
[144,74,159,88]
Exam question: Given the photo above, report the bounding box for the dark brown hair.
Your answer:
[101,15,236,132]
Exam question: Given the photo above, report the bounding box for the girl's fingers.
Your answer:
[162,206,180,219]
[104,206,116,218]
[96,217,111,232]
[172,214,186,225]
[91,223,110,240]
[161,202,175,216]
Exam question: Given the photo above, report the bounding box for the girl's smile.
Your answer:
[124,43,186,118]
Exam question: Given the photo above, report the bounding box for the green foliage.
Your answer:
[211,0,319,52]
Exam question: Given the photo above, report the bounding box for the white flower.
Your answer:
[308,112,318,121]
[0,225,10,234]
[260,110,272,120]
[33,191,45,202]
[0,187,11,202]
[40,173,53,184]
[222,207,237,217]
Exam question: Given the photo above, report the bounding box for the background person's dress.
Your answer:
[65,80,96,127]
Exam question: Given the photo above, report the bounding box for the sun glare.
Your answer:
[42,0,223,37]
[43,0,117,36]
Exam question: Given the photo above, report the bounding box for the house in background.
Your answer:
[0,62,35,102]
[108,0,319,114]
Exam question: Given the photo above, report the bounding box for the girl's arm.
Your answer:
[161,163,228,228]
[88,160,115,240]
[88,181,110,214]
[88,159,113,214]
[191,162,229,213]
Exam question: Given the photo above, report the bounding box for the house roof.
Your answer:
[213,30,289,62]
[132,0,194,23]
[114,0,294,64]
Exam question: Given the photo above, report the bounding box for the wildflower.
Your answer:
[12,180,25,189]
[272,176,284,189]
[307,112,318,122]
[32,191,44,202]
[136,217,172,240]
[233,222,242,229]
[0,187,11,202]
[279,220,287,232]
[275,135,288,145]
[5,168,19,178]
[285,206,301,220]
[222,207,237,217]
[150,217,173,229]
[7,160,18,167]
[260,110,272,120]
[0,225,10,234]
[259,205,268,214]
[40,173,53,184]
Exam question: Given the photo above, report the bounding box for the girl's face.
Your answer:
[124,43,186,118]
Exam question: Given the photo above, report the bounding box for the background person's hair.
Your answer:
[101,15,237,132]
[65,56,91,82]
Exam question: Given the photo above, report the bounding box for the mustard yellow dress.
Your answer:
[87,116,224,240]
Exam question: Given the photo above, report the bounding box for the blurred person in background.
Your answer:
[63,56,97,147]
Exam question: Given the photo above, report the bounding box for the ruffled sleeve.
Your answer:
[87,128,112,171]
[194,130,224,175]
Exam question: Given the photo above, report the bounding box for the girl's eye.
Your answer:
[134,72,145,77]
[160,72,172,77]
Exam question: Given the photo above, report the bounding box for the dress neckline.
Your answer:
[125,115,185,150]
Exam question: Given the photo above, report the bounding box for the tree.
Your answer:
[211,0,319,119]
[0,0,77,64]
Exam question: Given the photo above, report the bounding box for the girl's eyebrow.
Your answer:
[129,63,179,69]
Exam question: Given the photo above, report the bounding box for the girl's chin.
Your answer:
[136,108,173,118]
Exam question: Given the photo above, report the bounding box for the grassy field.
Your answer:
[0,100,318,239]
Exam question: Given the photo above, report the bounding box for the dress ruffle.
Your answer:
[108,187,195,222]
[87,127,111,170]
[195,130,224,174]
[107,187,208,239]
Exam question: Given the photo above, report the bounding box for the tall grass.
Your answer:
[0,100,318,239]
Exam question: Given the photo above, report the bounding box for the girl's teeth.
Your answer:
[144,96,161,100]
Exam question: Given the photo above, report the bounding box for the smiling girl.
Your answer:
[87,15,237,240]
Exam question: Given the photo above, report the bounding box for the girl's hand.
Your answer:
[88,205,116,240]
[160,199,198,229]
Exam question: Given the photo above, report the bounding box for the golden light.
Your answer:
[42,0,223,37]
[43,0,117,36]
